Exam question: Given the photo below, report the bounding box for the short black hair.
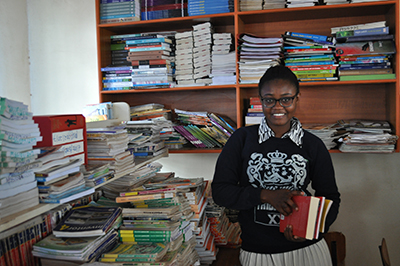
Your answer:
[258,65,299,96]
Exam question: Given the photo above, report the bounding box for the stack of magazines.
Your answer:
[337,119,398,153]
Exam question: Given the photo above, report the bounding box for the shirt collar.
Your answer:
[258,117,304,147]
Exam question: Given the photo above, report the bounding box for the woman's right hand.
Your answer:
[260,189,304,216]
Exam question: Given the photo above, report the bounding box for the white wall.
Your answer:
[1,1,400,265]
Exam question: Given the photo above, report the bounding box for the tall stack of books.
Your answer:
[238,34,283,84]
[175,30,195,86]
[125,33,176,89]
[110,35,131,67]
[99,0,140,24]
[188,0,233,16]
[211,33,236,85]
[262,0,286,9]
[0,97,41,220]
[193,22,213,85]
[333,21,396,81]
[245,96,264,126]
[86,126,134,177]
[283,31,338,82]
[141,0,188,20]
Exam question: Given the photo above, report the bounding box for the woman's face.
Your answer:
[259,79,299,137]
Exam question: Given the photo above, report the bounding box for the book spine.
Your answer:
[100,0,136,3]
[0,240,5,266]
[100,13,138,19]
[17,230,28,266]
[0,239,11,266]
[128,46,170,52]
[7,234,21,266]
[126,38,168,45]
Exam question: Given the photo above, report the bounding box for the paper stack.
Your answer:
[211,33,236,85]
[193,22,213,85]
[174,30,196,87]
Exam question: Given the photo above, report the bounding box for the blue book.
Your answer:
[101,66,132,71]
[339,62,391,68]
[128,46,170,52]
[338,65,392,70]
[284,31,336,45]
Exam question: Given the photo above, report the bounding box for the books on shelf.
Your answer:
[279,195,333,240]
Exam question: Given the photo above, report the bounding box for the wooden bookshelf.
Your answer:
[0,152,167,233]
[95,0,400,153]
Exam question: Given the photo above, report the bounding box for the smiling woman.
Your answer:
[211,66,341,266]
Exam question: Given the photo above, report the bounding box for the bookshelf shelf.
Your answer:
[0,153,168,233]
[95,0,400,152]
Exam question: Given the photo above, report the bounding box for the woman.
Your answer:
[211,65,340,266]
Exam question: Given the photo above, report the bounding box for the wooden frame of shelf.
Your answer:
[0,152,167,233]
[95,0,400,153]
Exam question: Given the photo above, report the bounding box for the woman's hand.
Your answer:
[260,189,304,216]
[284,225,306,242]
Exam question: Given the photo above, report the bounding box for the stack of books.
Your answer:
[32,205,122,263]
[101,65,134,91]
[262,0,286,9]
[86,126,134,177]
[125,33,176,89]
[245,96,264,126]
[333,21,396,81]
[303,123,340,150]
[99,0,140,24]
[109,35,131,67]
[283,31,338,82]
[337,119,398,153]
[175,30,195,86]
[192,22,213,85]
[239,0,263,11]
[211,33,236,85]
[188,0,233,16]
[81,162,114,187]
[0,97,41,219]
[141,0,188,20]
[238,33,283,84]
[101,161,164,200]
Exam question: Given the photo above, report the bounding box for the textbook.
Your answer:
[53,206,122,237]
[99,242,169,262]
[279,195,332,240]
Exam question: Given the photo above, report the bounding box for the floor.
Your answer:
[211,247,241,266]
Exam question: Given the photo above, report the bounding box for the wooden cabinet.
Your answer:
[95,1,400,153]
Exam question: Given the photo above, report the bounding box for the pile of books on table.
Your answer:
[333,21,396,81]
[283,31,338,82]
[0,97,41,219]
[237,33,283,84]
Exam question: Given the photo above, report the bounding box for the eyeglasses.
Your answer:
[260,94,298,108]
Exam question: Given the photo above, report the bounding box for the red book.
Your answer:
[279,195,321,240]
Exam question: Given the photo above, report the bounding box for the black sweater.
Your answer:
[212,124,340,254]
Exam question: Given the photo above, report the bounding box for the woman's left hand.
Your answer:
[284,225,306,242]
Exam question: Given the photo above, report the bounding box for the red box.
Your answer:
[33,114,87,164]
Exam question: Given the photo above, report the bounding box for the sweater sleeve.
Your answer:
[211,128,263,210]
[309,136,341,232]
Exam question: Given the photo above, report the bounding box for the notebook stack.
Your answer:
[262,0,286,9]
[333,21,396,81]
[283,31,338,82]
[238,33,283,84]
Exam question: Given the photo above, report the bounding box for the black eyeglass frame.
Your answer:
[259,93,298,108]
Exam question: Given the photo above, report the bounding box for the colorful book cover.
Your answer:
[335,40,396,56]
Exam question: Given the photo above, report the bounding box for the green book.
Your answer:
[101,242,168,258]
[340,73,396,81]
